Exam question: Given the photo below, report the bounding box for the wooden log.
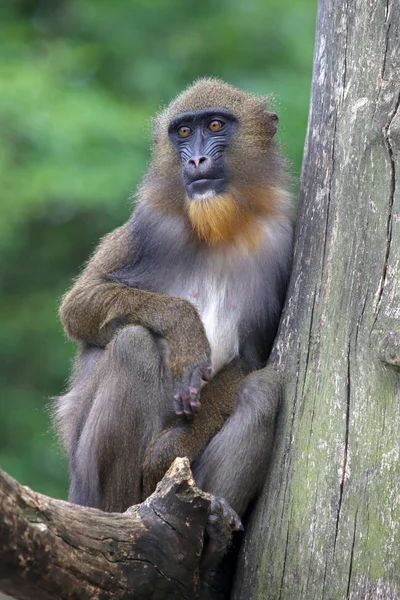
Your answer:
[0,457,212,600]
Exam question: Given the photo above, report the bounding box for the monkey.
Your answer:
[54,78,293,592]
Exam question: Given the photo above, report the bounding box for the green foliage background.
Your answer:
[0,0,316,500]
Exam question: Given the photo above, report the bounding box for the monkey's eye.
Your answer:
[208,120,224,132]
[177,126,192,137]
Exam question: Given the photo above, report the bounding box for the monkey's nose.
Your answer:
[188,156,209,168]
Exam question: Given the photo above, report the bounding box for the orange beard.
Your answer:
[186,187,280,249]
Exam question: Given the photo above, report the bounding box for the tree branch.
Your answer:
[0,457,211,600]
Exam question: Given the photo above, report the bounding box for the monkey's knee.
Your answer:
[111,325,153,359]
[109,325,164,379]
[240,364,281,423]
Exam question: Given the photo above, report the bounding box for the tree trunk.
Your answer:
[233,1,400,599]
[0,458,216,600]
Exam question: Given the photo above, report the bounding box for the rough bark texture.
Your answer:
[0,457,213,600]
[233,0,400,599]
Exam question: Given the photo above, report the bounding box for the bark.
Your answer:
[233,0,400,599]
[0,457,213,600]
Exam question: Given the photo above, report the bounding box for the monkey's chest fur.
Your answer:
[111,210,281,372]
[165,261,252,374]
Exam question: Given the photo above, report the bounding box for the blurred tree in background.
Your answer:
[0,0,316,500]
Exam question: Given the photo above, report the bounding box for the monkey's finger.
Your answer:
[189,369,202,392]
[189,370,203,411]
[173,370,192,415]
[182,394,194,418]
[189,386,201,414]
[202,366,213,381]
[173,394,184,416]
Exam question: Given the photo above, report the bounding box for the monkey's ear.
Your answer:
[264,111,279,137]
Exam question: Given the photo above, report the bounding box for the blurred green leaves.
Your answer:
[0,0,316,498]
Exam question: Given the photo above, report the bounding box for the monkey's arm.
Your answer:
[60,223,211,406]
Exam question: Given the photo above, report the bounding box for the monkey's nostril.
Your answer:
[189,156,208,168]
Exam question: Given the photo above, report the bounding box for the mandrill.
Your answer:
[55,77,293,592]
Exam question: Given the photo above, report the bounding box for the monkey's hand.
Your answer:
[163,299,212,417]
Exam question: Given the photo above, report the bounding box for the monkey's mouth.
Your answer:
[186,177,226,199]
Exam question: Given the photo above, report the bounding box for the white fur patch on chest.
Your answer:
[165,247,261,375]
[191,280,240,374]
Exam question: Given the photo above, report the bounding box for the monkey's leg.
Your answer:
[68,325,173,512]
[193,365,280,516]
[197,367,280,600]
[143,363,280,517]
[142,360,247,498]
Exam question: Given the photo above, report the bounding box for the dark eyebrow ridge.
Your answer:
[168,107,236,131]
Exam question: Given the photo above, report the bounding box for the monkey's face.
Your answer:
[143,79,285,246]
[168,108,238,201]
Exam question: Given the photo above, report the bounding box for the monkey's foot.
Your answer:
[205,495,243,555]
